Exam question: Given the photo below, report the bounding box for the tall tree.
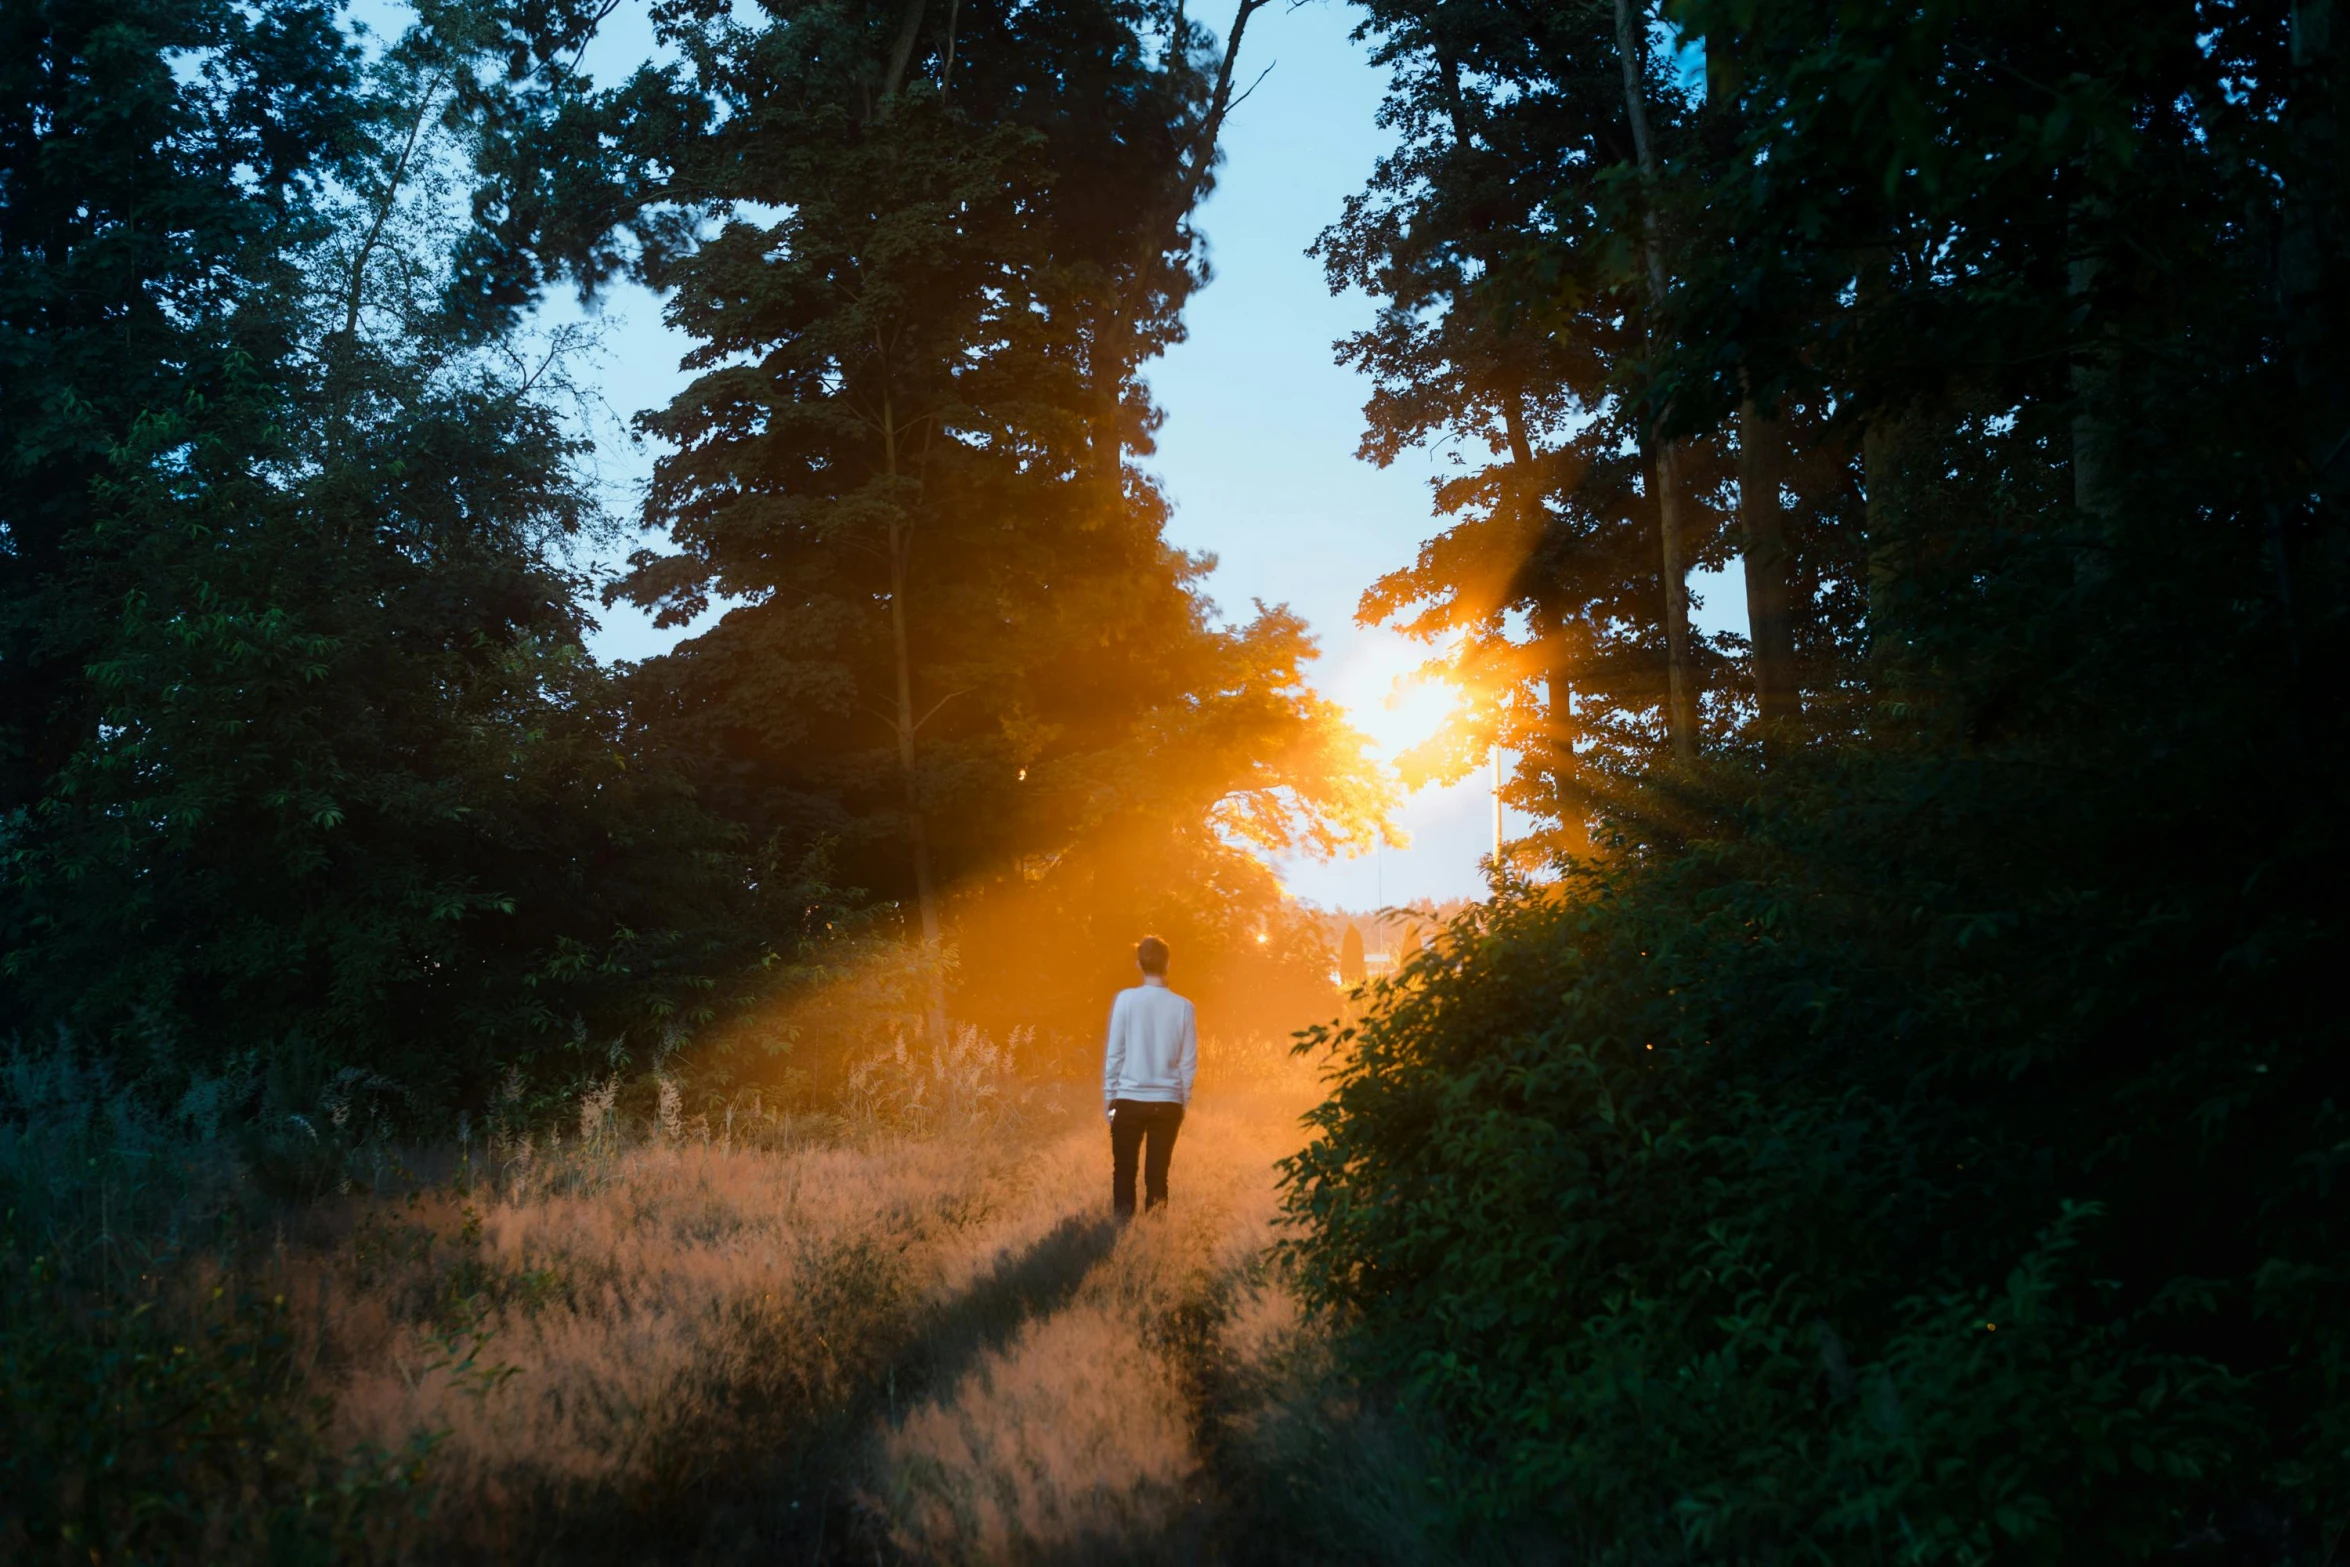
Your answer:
[611,0,1388,1043]
[0,1,793,1094]
[1608,0,1698,762]
[1338,923,1366,986]
[1284,0,2350,1552]
[1701,29,1803,730]
[1326,0,1792,857]
[1334,0,1887,837]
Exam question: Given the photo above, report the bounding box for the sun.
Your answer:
[1324,626,1470,768]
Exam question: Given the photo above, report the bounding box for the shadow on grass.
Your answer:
[530,1208,1122,1565]
[900,1212,1121,1403]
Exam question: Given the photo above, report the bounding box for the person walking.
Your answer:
[1102,935,1197,1220]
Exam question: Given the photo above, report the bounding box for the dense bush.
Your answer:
[1283,733,2345,1555]
[0,1049,431,1561]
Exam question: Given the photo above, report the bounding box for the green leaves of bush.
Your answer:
[1281,743,2348,1557]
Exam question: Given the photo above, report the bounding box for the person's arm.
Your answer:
[1178,1000,1198,1107]
[1102,993,1127,1118]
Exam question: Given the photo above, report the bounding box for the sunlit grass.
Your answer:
[864,1084,1313,1560]
[5,1032,1456,1562]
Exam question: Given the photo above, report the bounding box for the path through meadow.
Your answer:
[860,1085,1316,1561]
[299,1069,1425,1563]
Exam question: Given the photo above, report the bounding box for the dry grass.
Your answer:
[861,1089,1313,1561]
[322,1131,992,1556]
[263,1042,1390,1562]
[7,1029,1473,1563]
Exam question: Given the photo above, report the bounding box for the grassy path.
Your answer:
[296,1077,1429,1563]
[10,1049,1460,1563]
[858,1085,1316,1561]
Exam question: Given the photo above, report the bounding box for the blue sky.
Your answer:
[554,0,1744,910]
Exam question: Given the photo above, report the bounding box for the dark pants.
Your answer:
[1109,1099,1184,1219]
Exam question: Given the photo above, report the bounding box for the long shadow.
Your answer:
[770,1211,1124,1566]
[897,1209,1122,1405]
[548,1208,1124,1564]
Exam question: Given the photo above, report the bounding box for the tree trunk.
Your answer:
[2286,0,2350,508]
[2068,191,2117,590]
[2268,0,2343,751]
[1862,416,1907,660]
[1739,396,1799,729]
[1858,252,1908,661]
[2069,258,2113,528]
[1502,389,1535,469]
[1711,23,1800,738]
[1611,0,1696,763]
[1651,447,1697,760]
[881,386,948,1046]
[882,0,927,102]
[1090,300,1128,500]
[1543,650,1594,856]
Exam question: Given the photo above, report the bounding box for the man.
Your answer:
[1101,934,1197,1219]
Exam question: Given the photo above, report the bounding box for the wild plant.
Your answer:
[0,1038,423,1560]
[842,1023,1033,1136]
[266,1062,411,1201]
[657,1073,683,1142]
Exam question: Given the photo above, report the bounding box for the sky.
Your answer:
[555,0,1746,912]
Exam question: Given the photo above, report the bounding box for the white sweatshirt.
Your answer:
[1101,977,1198,1109]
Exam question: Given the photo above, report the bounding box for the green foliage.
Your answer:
[1287,0,2350,1553]
[0,1046,426,1561]
[0,0,831,1102]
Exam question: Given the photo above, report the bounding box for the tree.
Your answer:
[1331,0,1889,844]
[0,0,799,1098]
[1324,0,1792,860]
[609,0,1387,1046]
[0,0,352,831]
[1284,0,2350,1552]
[1337,923,1365,986]
[1608,0,1699,761]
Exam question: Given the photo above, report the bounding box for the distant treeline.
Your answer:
[0,0,1383,1109]
[1280,0,2350,1557]
[1313,901,1474,985]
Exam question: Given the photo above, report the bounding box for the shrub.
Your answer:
[0,1044,425,1561]
[1280,744,2348,1560]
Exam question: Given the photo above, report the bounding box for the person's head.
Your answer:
[1135,935,1170,978]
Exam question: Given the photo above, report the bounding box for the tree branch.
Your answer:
[912,688,972,734]
[341,73,448,345]
[1175,0,1275,219]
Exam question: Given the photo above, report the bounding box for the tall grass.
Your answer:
[863,1094,1293,1559]
[329,1107,1044,1555]
[4,1032,1461,1562]
[858,1067,1496,1566]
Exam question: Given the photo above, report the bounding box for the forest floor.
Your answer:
[288,1071,1442,1563]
